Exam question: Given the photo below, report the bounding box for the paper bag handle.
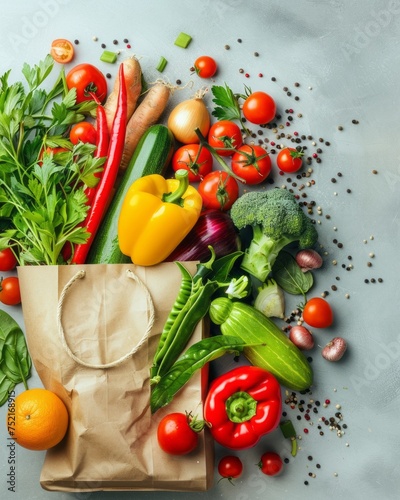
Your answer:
[57,269,155,369]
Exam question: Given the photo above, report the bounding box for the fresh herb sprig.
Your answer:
[211,83,251,135]
[0,56,104,265]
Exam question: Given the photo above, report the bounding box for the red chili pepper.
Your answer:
[84,103,109,205]
[72,63,127,265]
[203,366,282,450]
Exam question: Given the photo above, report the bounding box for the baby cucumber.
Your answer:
[209,297,313,391]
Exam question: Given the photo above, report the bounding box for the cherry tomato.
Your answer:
[50,38,75,64]
[231,144,272,185]
[38,147,69,166]
[276,147,304,173]
[302,297,333,328]
[242,91,276,125]
[208,120,243,157]
[258,452,283,476]
[172,144,213,182]
[0,277,21,306]
[66,63,108,104]
[70,122,97,145]
[0,248,17,272]
[198,171,239,211]
[218,456,243,481]
[157,412,199,455]
[194,56,218,78]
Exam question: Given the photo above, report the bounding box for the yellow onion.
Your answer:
[167,91,210,144]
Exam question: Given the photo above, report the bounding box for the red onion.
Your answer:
[289,325,314,350]
[321,337,347,361]
[166,210,240,262]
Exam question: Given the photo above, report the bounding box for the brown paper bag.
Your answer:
[18,263,214,492]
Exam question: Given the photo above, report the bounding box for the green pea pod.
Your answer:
[150,335,247,413]
[150,262,193,378]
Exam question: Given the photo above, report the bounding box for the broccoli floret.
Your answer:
[230,188,318,282]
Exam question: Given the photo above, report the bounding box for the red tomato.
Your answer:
[242,91,276,125]
[198,171,239,211]
[258,452,283,476]
[208,120,243,156]
[157,413,199,455]
[38,147,69,166]
[302,297,333,328]
[66,64,108,104]
[218,456,243,480]
[231,144,272,185]
[50,38,74,64]
[276,147,304,173]
[0,277,21,306]
[172,144,213,182]
[194,56,217,78]
[0,248,17,272]
[70,122,97,145]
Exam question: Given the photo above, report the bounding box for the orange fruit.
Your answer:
[8,388,69,451]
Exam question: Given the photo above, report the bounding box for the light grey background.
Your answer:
[0,0,399,499]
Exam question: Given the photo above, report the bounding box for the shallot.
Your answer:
[295,249,323,272]
[288,325,314,350]
[321,337,347,361]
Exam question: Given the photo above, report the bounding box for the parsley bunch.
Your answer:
[0,56,104,265]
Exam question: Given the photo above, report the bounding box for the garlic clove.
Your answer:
[321,337,347,361]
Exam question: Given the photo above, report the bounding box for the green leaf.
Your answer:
[151,335,247,413]
[211,83,241,121]
[0,372,15,407]
[1,330,31,384]
[272,251,314,297]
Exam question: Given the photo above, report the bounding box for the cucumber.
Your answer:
[87,124,174,264]
[209,297,313,391]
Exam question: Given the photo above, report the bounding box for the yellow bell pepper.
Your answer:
[118,169,202,266]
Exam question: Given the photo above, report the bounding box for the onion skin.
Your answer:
[165,210,240,262]
[167,98,210,144]
[295,249,323,272]
[321,337,347,361]
[289,326,314,350]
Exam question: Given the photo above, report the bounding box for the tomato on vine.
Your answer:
[0,248,17,272]
[172,144,213,182]
[258,452,283,476]
[157,412,203,455]
[276,147,304,173]
[193,56,218,79]
[70,122,97,145]
[231,144,272,185]
[242,90,276,125]
[66,63,108,103]
[0,276,21,306]
[208,120,243,156]
[198,171,239,211]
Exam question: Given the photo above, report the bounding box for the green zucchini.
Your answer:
[87,124,174,264]
[209,297,313,391]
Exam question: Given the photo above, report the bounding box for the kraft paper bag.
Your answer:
[17,263,214,492]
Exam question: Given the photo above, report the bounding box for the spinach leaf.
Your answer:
[0,310,31,403]
[273,251,314,297]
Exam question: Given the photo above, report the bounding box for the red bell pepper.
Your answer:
[203,366,282,449]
